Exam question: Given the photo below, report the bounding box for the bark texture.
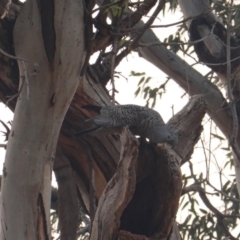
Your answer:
[177,0,240,194]
[0,0,84,239]
[133,14,240,195]
[90,128,139,240]
[93,95,205,240]
[0,1,221,240]
[54,147,79,240]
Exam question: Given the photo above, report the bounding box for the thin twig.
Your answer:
[182,183,238,240]
[206,54,240,66]
[111,36,118,105]
[0,47,28,62]
[92,0,121,13]
[131,0,166,48]
[6,80,24,106]
[207,180,240,203]
[0,47,30,101]
[92,1,145,13]
[0,120,10,142]
[113,0,166,68]
[121,9,213,33]
[208,119,212,180]
[200,138,210,181]
[137,21,218,48]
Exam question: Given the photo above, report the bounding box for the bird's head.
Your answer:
[148,125,178,147]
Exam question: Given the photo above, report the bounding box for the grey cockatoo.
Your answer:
[76,104,178,146]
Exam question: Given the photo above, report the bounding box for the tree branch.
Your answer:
[182,183,238,240]
[90,128,139,240]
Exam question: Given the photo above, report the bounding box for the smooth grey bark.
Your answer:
[0,0,236,239]
[177,0,240,196]
[133,15,240,195]
[178,0,220,27]
[178,0,224,60]
[0,0,85,239]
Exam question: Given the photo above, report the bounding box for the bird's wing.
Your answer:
[84,116,112,127]
[82,105,102,113]
[76,116,113,137]
[75,126,101,137]
[75,126,123,137]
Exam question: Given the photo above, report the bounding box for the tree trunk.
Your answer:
[177,0,240,195]
[89,95,206,239]
[0,0,85,239]
[0,1,234,239]
[130,10,240,196]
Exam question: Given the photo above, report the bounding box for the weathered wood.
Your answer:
[0,3,207,239]
[177,0,240,196]
[168,95,207,164]
[120,143,182,239]
[90,128,139,240]
[0,0,85,239]
[119,95,206,239]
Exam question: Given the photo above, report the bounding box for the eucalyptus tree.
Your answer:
[0,0,239,240]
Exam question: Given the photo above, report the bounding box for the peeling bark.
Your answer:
[0,6,207,238]
[37,193,49,240]
[119,95,206,239]
[0,0,85,239]
[134,17,240,196]
[120,144,182,239]
[169,95,207,164]
[90,128,139,240]
[0,1,231,239]
[177,0,240,195]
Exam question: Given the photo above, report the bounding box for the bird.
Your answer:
[76,104,178,146]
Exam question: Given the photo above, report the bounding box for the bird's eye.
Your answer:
[167,136,170,139]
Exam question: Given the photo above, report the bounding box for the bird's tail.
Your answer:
[82,105,102,113]
[75,126,101,137]
[75,126,123,137]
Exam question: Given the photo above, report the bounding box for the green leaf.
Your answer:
[221,147,230,151]
[134,87,140,97]
[138,77,145,86]
[145,77,151,83]
[151,96,156,108]
[181,201,190,210]
[182,215,192,225]
[130,71,145,76]
[199,208,208,214]
[211,133,225,141]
